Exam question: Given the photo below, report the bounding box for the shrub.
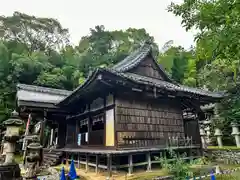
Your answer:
[156,149,193,180]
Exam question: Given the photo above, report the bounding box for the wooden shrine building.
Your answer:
[16,42,223,176]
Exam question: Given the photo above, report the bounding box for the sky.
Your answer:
[0,0,195,49]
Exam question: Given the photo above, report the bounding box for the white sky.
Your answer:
[0,0,195,49]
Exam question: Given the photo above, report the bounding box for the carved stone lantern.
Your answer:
[199,127,207,149]
[25,139,42,179]
[0,110,23,180]
[214,128,223,148]
[231,122,240,147]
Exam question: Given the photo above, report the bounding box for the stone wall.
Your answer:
[206,149,240,164]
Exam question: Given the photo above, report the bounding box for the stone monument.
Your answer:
[231,122,240,147]
[24,135,42,179]
[199,127,207,149]
[0,110,23,180]
[214,128,223,148]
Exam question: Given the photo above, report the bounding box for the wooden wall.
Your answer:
[115,93,185,149]
[129,56,164,80]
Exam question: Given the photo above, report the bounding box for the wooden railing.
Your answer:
[117,136,194,149]
[167,136,193,147]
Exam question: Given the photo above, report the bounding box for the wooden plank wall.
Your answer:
[129,57,164,80]
[115,94,185,149]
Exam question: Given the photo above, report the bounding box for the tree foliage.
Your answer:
[0,13,159,122]
[0,11,69,52]
[168,0,240,128]
[0,5,239,136]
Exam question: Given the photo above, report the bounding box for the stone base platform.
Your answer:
[0,163,22,180]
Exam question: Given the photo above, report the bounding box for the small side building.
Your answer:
[16,42,223,176]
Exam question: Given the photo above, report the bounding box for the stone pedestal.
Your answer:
[200,127,207,149]
[231,123,240,147]
[214,128,223,147]
[0,163,22,180]
[24,139,42,179]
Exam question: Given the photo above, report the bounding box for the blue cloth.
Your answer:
[210,171,216,180]
[68,159,78,180]
[60,167,66,180]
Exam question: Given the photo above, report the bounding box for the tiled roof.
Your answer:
[17,84,72,104]
[57,42,224,105]
[105,70,224,98]
[16,42,224,107]
[112,42,152,72]
[112,41,173,82]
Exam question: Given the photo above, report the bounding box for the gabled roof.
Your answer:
[15,42,225,108]
[16,84,72,108]
[57,42,224,106]
[112,42,172,82]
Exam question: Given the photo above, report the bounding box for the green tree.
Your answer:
[0,11,70,52]
[168,0,240,128]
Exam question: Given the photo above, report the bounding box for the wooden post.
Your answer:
[77,153,80,168]
[85,154,89,172]
[160,151,163,158]
[50,128,54,146]
[128,154,133,175]
[146,152,152,172]
[66,153,69,166]
[107,154,112,178]
[96,154,99,174]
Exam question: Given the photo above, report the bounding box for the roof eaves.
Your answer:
[57,69,102,106]
[105,71,224,99]
[17,83,72,96]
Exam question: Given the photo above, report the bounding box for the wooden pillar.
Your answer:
[128,154,133,175]
[107,154,112,178]
[77,153,80,168]
[160,151,163,158]
[95,154,99,174]
[57,120,67,148]
[85,154,89,172]
[66,153,69,166]
[50,128,54,146]
[189,148,193,161]
[146,152,152,172]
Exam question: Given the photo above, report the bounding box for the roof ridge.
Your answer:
[112,42,152,72]
[17,83,72,96]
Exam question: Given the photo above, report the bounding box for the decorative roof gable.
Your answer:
[112,42,172,82]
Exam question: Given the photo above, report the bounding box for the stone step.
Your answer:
[42,150,63,167]
[44,154,61,158]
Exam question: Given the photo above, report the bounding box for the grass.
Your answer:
[127,169,169,180]
[15,154,23,164]
[208,146,240,150]
[203,171,240,180]
[54,164,169,180]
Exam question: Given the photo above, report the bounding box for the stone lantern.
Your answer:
[25,137,42,179]
[0,110,23,180]
[200,127,207,149]
[214,128,223,148]
[231,122,240,147]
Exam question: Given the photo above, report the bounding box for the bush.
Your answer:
[156,149,193,180]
